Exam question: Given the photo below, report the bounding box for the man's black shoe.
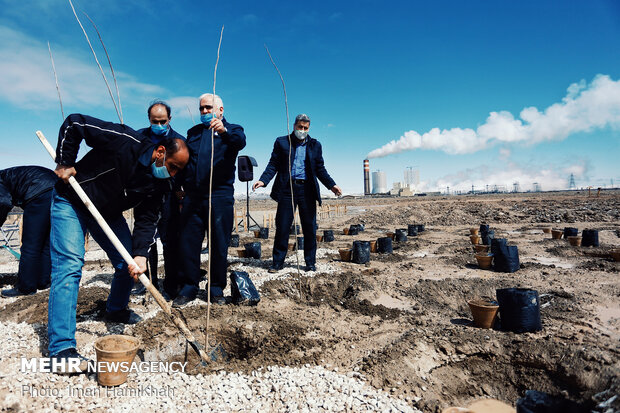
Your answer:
[210,295,228,305]
[50,348,91,374]
[104,308,142,324]
[172,295,195,308]
[268,265,282,274]
[304,265,317,272]
[1,287,35,298]
[131,283,147,295]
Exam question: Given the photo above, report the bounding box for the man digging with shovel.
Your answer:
[47,114,189,371]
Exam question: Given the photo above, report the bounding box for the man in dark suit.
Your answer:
[174,93,246,307]
[253,114,341,272]
[134,100,185,298]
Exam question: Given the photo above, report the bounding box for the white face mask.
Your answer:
[294,130,308,140]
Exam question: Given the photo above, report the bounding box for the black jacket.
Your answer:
[180,117,246,195]
[258,134,336,206]
[55,114,173,257]
[0,166,58,226]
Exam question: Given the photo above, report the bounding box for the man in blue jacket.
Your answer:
[253,114,341,272]
[135,100,185,298]
[174,93,246,307]
[0,166,58,297]
[49,113,188,370]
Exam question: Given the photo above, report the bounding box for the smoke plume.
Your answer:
[367,75,620,158]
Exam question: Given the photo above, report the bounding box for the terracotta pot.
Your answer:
[386,232,395,240]
[474,244,489,253]
[316,235,323,242]
[237,249,247,258]
[253,230,260,238]
[467,299,499,329]
[339,248,352,262]
[469,228,479,236]
[475,253,493,270]
[370,240,377,253]
[567,236,582,247]
[95,335,139,386]
[542,227,552,234]
[610,249,620,262]
[343,228,349,235]
[551,229,563,239]
[470,235,481,245]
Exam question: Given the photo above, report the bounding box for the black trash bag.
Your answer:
[480,224,490,234]
[491,238,519,273]
[352,240,370,264]
[480,229,495,246]
[244,242,261,259]
[229,271,260,306]
[516,390,583,413]
[563,227,578,239]
[358,223,365,232]
[297,236,304,250]
[323,230,335,242]
[377,237,393,253]
[416,224,425,232]
[407,224,418,236]
[230,233,240,247]
[348,225,359,235]
[581,229,599,247]
[496,288,542,333]
[395,229,408,242]
[258,227,269,239]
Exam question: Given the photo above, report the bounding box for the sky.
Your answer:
[1,0,619,195]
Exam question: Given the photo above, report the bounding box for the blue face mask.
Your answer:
[150,123,168,136]
[151,152,170,179]
[200,113,215,127]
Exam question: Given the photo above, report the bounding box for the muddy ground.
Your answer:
[1,191,619,412]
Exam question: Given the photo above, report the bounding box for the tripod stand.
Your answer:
[239,181,261,231]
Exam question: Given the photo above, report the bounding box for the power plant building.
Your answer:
[404,167,420,187]
[372,171,387,194]
[363,159,371,195]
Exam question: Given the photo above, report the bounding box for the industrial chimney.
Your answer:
[363,159,370,195]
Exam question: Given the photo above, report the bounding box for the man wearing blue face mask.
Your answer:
[135,101,186,298]
[253,114,342,273]
[173,93,246,307]
[47,113,189,371]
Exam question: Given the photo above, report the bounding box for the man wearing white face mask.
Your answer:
[253,114,342,272]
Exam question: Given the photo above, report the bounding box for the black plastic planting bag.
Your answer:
[296,236,304,250]
[480,224,490,234]
[480,229,495,246]
[230,271,260,306]
[258,227,269,239]
[244,242,261,259]
[416,224,425,232]
[290,224,300,234]
[581,229,599,247]
[516,390,582,413]
[407,224,418,236]
[352,241,370,264]
[496,288,542,333]
[230,234,240,247]
[563,227,578,239]
[323,230,335,242]
[492,238,519,273]
[395,229,408,242]
[348,225,359,235]
[377,237,393,253]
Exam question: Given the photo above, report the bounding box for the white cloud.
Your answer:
[432,160,588,193]
[367,75,620,158]
[498,148,511,160]
[0,25,163,111]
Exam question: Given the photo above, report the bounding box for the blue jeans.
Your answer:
[48,190,134,355]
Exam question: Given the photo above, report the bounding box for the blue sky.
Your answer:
[1,0,619,195]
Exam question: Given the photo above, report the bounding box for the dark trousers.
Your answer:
[17,190,52,293]
[144,193,182,295]
[177,191,233,298]
[272,182,317,267]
